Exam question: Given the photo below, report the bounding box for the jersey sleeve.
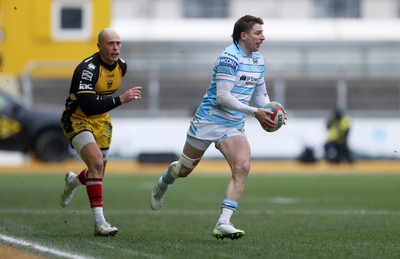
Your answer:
[77,93,122,116]
[73,61,97,95]
[251,63,270,107]
[251,81,270,108]
[216,80,258,116]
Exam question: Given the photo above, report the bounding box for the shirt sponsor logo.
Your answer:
[87,63,96,70]
[96,94,113,100]
[224,52,238,59]
[218,58,238,70]
[79,82,92,90]
[81,70,93,81]
[239,75,257,85]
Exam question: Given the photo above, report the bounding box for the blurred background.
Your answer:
[1,0,400,164]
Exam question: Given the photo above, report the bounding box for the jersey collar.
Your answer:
[234,43,254,58]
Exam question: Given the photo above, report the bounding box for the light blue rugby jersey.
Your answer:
[193,43,266,128]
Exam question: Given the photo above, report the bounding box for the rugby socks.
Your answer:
[162,169,175,184]
[217,199,238,225]
[86,178,105,225]
[86,178,103,208]
[92,207,107,226]
[77,168,88,185]
[159,169,175,190]
[73,168,107,225]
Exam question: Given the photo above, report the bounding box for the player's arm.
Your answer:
[251,80,270,108]
[217,82,276,129]
[215,62,269,116]
[77,93,122,116]
[78,86,142,116]
[216,80,258,116]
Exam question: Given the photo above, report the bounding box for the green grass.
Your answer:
[0,172,399,258]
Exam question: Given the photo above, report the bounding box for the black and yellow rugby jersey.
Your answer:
[62,52,127,118]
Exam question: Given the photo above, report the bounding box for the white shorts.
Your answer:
[186,117,246,151]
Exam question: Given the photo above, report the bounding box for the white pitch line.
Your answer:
[0,234,92,259]
[0,208,399,216]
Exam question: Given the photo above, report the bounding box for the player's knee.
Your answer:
[170,153,201,178]
[232,161,250,180]
[235,161,250,173]
[168,160,192,178]
[168,161,180,179]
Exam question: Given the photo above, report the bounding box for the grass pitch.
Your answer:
[0,172,399,258]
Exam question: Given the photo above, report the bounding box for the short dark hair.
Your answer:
[231,15,264,43]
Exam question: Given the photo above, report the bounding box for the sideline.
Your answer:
[0,234,90,259]
[0,243,44,259]
[0,160,399,174]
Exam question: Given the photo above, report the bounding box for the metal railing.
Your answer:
[24,40,400,118]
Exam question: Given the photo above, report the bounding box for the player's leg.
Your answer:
[80,141,118,236]
[212,135,250,240]
[60,131,95,207]
[89,117,118,236]
[150,136,207,210]
[60,115,117,236]
[60,114,98,207]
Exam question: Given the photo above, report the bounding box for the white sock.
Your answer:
[217,208,233,225]
[92,207,106,226]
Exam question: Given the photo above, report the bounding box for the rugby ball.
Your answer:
[263,101,286,132]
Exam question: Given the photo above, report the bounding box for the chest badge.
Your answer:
[107,80,113,89]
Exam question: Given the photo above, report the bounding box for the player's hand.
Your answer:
[119,86,142,103]
[255,107,276,129]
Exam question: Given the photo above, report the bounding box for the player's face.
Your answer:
[98,33,122,65]
[242,23,265,55]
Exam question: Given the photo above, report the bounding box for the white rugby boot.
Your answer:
[94,222,118,236]
[60,171,80,207]
[212,223,245,240]
[150,176,169,210]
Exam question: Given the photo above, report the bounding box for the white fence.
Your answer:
[1,116,398,165]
